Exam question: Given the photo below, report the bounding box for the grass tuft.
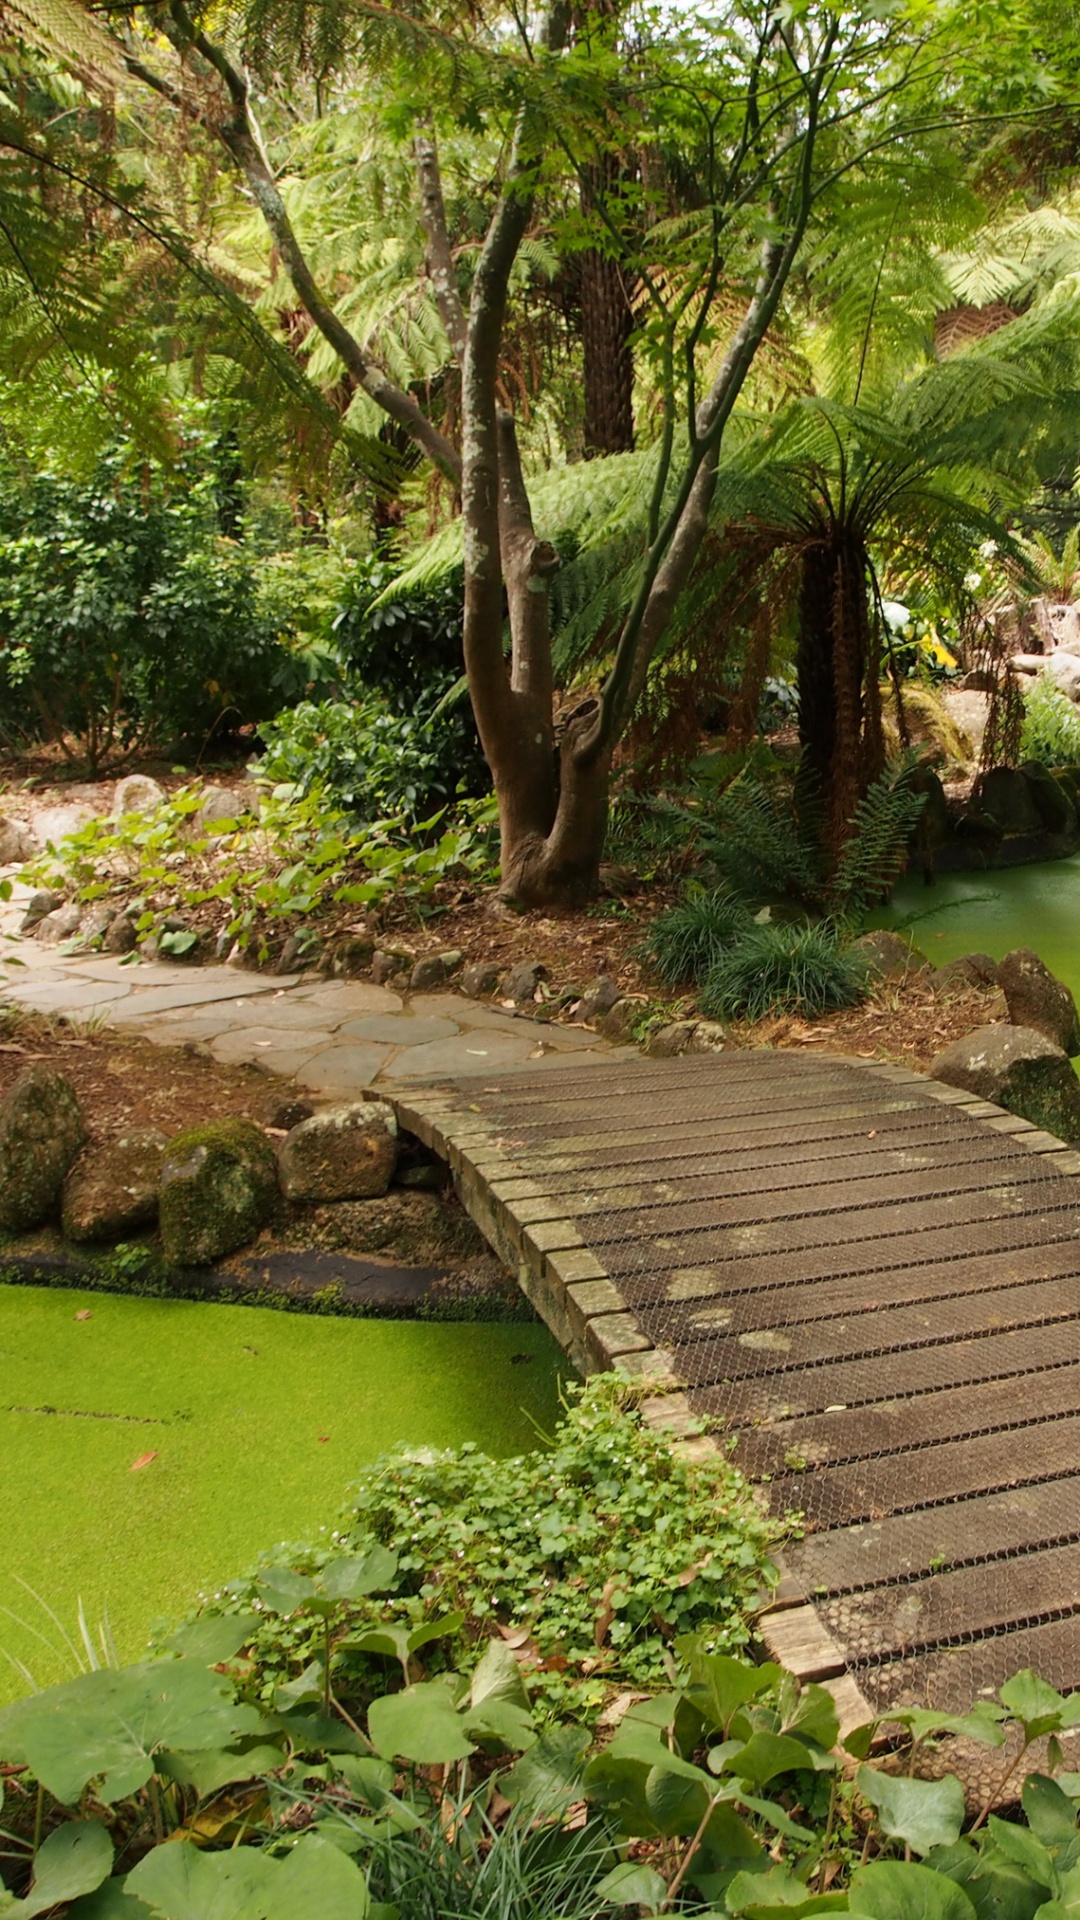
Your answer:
[699,922,869,1023]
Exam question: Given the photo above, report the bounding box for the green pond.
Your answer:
[0,1286,567,1699]
[873,852,1080,1020]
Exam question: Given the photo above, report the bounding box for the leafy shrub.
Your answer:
[197,1377,780,1720]
[2,1599,1080,1920]
[700,921,869,1022]
[644,886,755,986]
[29,779,500,958]
[0,439,292,769]
[1020,673,1080,767]
[257,694,473,824]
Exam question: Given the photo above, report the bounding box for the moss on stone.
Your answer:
[159,1118,279,1266]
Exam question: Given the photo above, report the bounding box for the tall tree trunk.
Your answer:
[796,529,880,859]
[579,156,635,458]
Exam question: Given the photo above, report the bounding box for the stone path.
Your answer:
[0,884,629,1092]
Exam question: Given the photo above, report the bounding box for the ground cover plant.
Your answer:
[2,1577,1080,1916]
[0,1285,564,1701]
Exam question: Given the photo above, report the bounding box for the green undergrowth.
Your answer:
[0,1285,566,1700]
[186,1376,783,1724]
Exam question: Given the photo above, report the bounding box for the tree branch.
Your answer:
[414,119,467,358]
[161,3,463,484]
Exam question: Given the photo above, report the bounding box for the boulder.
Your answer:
[461,962,501,1000]
[849,930,928,980]
[32,902,82,945]
[684,1019,727,1054]
[500,960,547,1005]
[61,1130,167,1243]
[1019,763,1076,835]
[0,1066,85,1231]
[0,815,38,864]
[20,889,60,931]
[194,785,253,837]
[371,947,414,986]
[646,1020,698,1058]
[276,932,317,975]
[278,1101,398,1202]
[930,952,998,992]
[577,975,621,1023]
[1046,650,1080,703]
[32,801,98,846]
[112,775,166,817]
[597,999,637,1041]
[103,911,138,955]
[996,948,1080,1056]
[327,935,375,979]
[975,767,1042,836]
[409,950,463,992]
[265,1096,315,1132]
[931,1024,1080,1141]
[159,1119,278,1265]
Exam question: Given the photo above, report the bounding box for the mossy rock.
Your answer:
[159,1118,278,1266]
[0,1066,85,1232]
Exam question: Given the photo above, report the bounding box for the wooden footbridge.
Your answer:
[392,1049,1080,1730]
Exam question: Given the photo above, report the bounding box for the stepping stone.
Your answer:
[385,1029,540,1078]
[9,981,131,1012]
[210,1026,335,1065]
[407,994,527,1031]
[296,1044,394,1093]
[109,979,294,1020]
[340,1015,460,1046]
[289,982,403,1015]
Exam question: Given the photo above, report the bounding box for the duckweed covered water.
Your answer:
[0,1286,567,1697]
[873,853,1080,1028]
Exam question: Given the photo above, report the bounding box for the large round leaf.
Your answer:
[368,1680,475,1765]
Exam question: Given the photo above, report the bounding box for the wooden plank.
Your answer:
[688,1319,1080,1422]
[733,1361,1080,1476]
[622,1239,1080,1332]
[768,1413,1080,1528]
[649,1271,1080,1384]
[786,1474,1080,1594]
[607,1207,1080,1298]
[818,1541,1080,1661]
[859,1616,1080,1714]
[758,1605,847,1679]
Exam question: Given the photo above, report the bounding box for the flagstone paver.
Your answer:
[0,874,623,1091]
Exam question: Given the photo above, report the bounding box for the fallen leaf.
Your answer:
[867,1129,878,1139]
[318,1435,329,1443]
[75,1309,92,1322]
[594,1575,618,1649]
[130,1451,158,1471]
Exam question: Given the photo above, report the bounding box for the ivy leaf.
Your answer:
[502,1726,590,1814]
[162,1616,260,1665]
[849,1861,978,1920]
[596,1860,668,1909]
[0,1663,263,1805]
[367,1680,475,1765]
[857,1767,966,1856]
[3,1821,113,1917]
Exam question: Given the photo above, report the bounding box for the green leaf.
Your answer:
[321,1548,398,1601]
[849,1861,978,1920]
[125,1835,370,1920]
[597,1860,668,1909]
[367,1680,475,1765]
[163,1615,260,1664]
[469,1638,530,1713]
[726,1867,817,1915]
[1023,1776,1080,1849]
[987,1819,1057,1889]
[1000,1674,1069,1739]
[732,1733,834,1785]
[881,1706,1005,1750]
[256,1568,318,1615]
[262,1835,371,1920]
[0,1662,263,1804]
[782,1683,841,1752]
[502,1726,590,1814]
[5,1821,113,1917]
[678,1642,784,1731]
[157,1740,284,1796]
[68,1879,152,1919]
[858,1767,966,1856]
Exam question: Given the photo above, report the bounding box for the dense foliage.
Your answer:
[190,1379,780,1722]
[0,442,298,769]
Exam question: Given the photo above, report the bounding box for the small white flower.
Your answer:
[964,571,983,592]
[979,539,998,559]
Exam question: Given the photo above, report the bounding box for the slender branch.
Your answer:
[161,2,462,483]
[414,119,467,358]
